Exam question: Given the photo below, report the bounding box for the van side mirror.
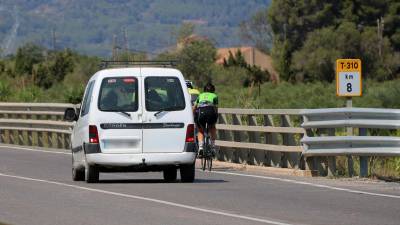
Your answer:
[64,108,78,122]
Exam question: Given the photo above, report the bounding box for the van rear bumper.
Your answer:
[86,152,196,167]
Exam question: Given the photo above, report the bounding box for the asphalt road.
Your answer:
[0,145,399,225]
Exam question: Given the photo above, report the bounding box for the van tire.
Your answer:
[72,154,85,181]
[85,165,99,183]
[180,163,195,183]
[163,168,177,182]
[72,167,85,181]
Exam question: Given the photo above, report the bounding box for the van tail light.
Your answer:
[89,125,99,143]
[185,124,195,143]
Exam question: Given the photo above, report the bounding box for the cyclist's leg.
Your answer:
[204,123,210,156]
[205,123,213,171]
[209,108,218,155]
[208,124,216,156]
[197,126,204,156]
[195,107,204,156]
[210,124,217,143]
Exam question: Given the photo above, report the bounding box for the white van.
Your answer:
[64,64,197,183]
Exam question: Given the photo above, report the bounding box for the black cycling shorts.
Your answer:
[195,105,218,129]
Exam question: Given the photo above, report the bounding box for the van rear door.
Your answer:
[96,76,143,154]
[141,73,189,153]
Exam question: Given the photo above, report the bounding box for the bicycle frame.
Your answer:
[200,123,213,171]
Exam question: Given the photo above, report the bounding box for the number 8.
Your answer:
[347,83,352,92]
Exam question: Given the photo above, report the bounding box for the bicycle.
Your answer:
[199,123,213,171]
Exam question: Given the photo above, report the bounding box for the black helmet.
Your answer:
[185,80,194,89]
[203,82,215,93]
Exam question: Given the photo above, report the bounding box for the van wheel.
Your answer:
[72,167,85,181]
[180,163,195,183]
[85,165,99,183]
[163,168,177,182]
[72,154,84,181]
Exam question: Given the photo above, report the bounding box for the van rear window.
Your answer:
[98,77,138,112]
[145,77,185,111]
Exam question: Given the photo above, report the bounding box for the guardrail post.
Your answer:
[10,130,16,145]
[305,157,314,171]
[264,115,280,167]
[27,131,33,146]
[346,103,354,177]
[248,115,260,165]
[217,114,233,162]
[281,115,299,169]
[359,128,368,177]
[58,133,65,149]
[232,114,247,164]
[66,134,71,150]
[50,132,58,148]
[39,131,48,148]
[3,130,10,144]
[327,128,336,176]
[347,156,354,177]
[18,130,24,145]
[303,115,314,171]
[32,131,39,147]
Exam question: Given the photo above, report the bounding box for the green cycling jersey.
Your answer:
[195,92,218,106]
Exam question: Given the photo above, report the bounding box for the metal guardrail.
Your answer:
[216,108,305,169]
[301,107,400,177]
[6,104,399,177]
[0,103,76,149]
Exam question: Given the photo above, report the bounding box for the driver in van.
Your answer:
[116,84,135,107]
[193,82,218,156]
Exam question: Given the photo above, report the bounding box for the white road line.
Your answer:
[0,172,294,225]
[2,145,399,200]
[211,171,400,200]
[0,145,71,155]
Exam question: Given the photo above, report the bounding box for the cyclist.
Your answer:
[186,80,200,106]
[193,82,218,156]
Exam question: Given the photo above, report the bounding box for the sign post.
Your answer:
[336,59,363,177]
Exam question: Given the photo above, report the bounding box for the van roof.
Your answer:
[89,67,184,81]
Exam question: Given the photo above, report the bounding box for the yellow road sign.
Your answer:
[336,59,362,97]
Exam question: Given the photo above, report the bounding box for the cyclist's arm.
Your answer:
[213,96,218,106]
[193,98,198,113]
[213,95,218,114]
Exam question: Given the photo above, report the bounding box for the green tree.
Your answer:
[244,65,269,95]
[50,50,74,83]
[291,22,362,82]
[223,50,269,90]
[291,21,400,82]
[268,0,340,81]
[384,1,400,51]
[34,50,75,89]
[174,22,195,43]
[0,80,11,101]
[34,63,52,89]
[268,0,400,82]
[361,27,400,81]
[224,50,247,68]
[291,26,341,82]
[177,40,216,87]
[14,43,45,76]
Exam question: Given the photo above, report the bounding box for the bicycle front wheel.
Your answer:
[206,157,212,171]
[201,154,207,171]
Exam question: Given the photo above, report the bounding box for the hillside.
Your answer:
[0,0,270,57]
